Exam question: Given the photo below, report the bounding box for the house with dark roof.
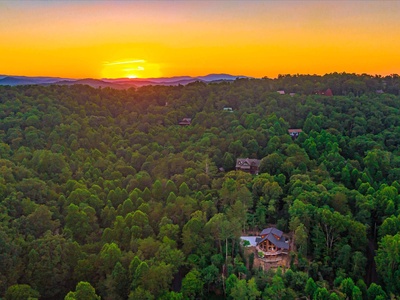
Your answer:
[260,227,283,238]
[179,118,192,126]
[235,158,261,175]
[256,227,289,258]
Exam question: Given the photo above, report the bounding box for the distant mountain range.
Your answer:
[0,74,251,89]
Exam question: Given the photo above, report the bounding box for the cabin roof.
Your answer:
[288,129,302,133]
[260,227,283,237]
[236,158,261,168]
[257,234,289,250]
[179,118,192,125]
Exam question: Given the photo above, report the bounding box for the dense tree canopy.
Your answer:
[0,74,399,299]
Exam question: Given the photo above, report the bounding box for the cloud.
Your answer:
[123,66,145,71]
[103,59,145,66]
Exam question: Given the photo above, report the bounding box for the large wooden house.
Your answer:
[256,227,289,258]
[235,158,261,175]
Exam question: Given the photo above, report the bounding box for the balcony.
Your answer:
[257,247,289,257]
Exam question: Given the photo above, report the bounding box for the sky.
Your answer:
[1,1,400,79]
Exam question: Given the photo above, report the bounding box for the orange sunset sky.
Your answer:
[1,1,400,79]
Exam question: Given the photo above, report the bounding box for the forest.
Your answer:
[0,72,399,299]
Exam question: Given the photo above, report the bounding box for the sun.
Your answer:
[102,59,162,79]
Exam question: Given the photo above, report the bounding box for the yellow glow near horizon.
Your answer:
[102,59,143,78]
[101,59,162,79]
[1,1,400,78]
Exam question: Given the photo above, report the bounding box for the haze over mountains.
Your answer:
[0,74,250,89]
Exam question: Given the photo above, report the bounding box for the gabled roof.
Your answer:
[257,233,289,250]
[179,118,192,125]
[256,230,289,250]
[260,227,283,237]
[288,129,302,134]
[236,158,261,168]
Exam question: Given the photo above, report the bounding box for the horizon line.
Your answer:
[1,71,399,81]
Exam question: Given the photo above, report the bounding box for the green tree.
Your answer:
[201,264,219,293]
[99,242,122,274]
[152,179,163,201]
[225,274,239,297]
[230,279,247,300]
[375,233,400,294]
[260,153,284,175]
[182,215,205,255]
[294,223,308,256]
[352,286,362,300]
[313,287,330,300]
[65,203,91,244]
[350,251,367,280]
[141,263,174,298]
[179,182,190,197]
[181,269,203,300]
[111,262,129,300]
[128,287,154,300]
[340,278,355,298]
[65,281,101,300]
[131,261,149,290]
[25,233,80,299]
[25,204,60,238]
[5,284,40,300]
[263,273,286,300]
[367,283,387,300]
[247,278,261,300]
[305,277,317,299]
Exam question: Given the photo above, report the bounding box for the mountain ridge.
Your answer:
[0,74,251,88]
